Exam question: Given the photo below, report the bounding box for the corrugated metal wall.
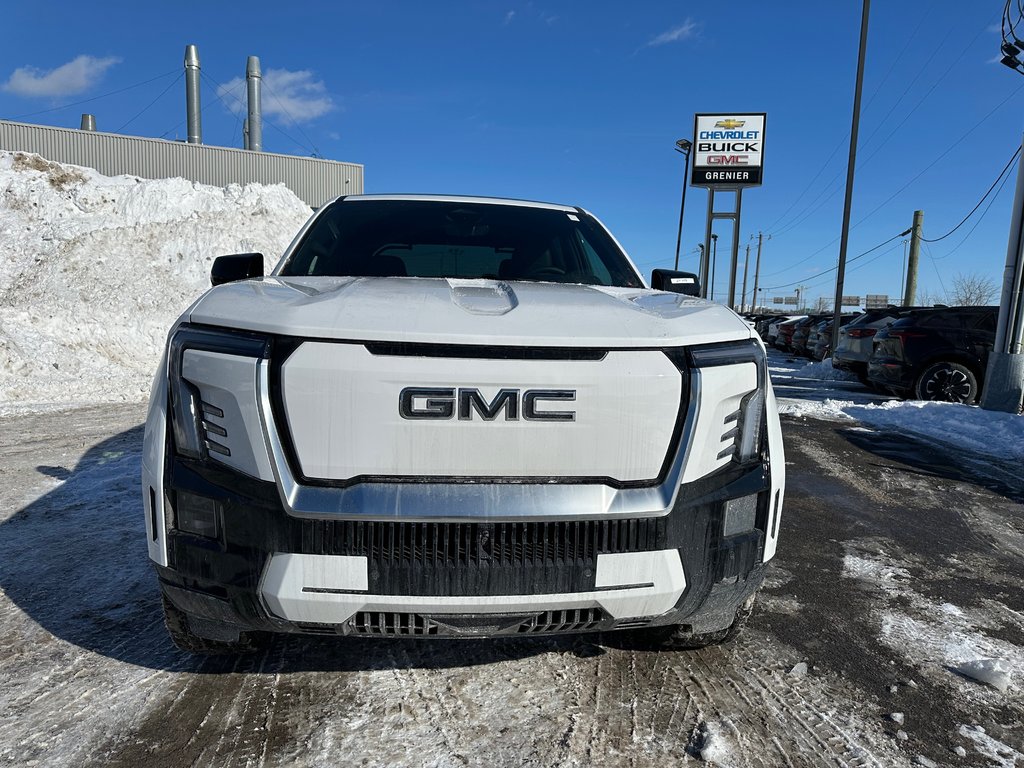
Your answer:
[0,119,363,207]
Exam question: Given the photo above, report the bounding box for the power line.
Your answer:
[932,162,1016,261]
[760,80,1024,280]
[762,232,906,291]
[200,71,317,155]
[262,79,322,157]
[114,72,183,134]
[921,145,1021,242]
[5,69,179,121]
[761,10,932,235]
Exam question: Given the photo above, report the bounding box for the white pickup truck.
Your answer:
[142,195,785,653]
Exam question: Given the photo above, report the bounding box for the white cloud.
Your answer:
[503,10,515,25]
[217,68,334,125]
[646,19,699,47]
[2,55,120,98]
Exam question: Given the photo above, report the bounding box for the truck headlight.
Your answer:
[167,324,270,460]
[688,338,768,464]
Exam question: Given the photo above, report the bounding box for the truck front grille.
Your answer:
[294,518,666,597]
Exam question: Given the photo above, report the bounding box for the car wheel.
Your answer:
[914,362,979,404]
[161,593,263,655]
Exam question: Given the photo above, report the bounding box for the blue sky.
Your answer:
[1,1,1019,307]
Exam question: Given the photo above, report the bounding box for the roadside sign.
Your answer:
[840,296,861,306]
[784,296,798,305]
[865,294,889,309]
[772,297,785,305]
[692,113,766,188]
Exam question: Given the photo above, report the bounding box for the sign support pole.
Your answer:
[702,190,715,298]
[728,189,743,309]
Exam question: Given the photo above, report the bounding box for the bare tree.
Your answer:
[916,289,947,307]
[810,296,832,313]
[949,273,999,306]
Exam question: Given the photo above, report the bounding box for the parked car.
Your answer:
[789,314,831,357]
[763,315,802,345]
[774,317,806,351]
[808,314,860,361]
[142,194,786,653]
[867,306,998,402]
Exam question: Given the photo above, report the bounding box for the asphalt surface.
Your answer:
[0,395,1022,767]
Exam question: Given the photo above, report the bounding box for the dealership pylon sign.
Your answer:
[692,113,766,188]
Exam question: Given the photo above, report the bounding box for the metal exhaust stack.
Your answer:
[246,56,263,152]
[184,44,202,144]
[80,114,96,132]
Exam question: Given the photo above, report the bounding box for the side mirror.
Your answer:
[211,253,264,286]
[651,269,701,297]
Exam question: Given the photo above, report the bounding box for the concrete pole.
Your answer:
[80,114,96,132]
[981,132,1024,413]
[903,210,923,306]
[246,56,263,152]
[184,45,202,145]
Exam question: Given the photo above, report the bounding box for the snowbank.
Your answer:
[778,397,1024,464]
[0,151,311,413]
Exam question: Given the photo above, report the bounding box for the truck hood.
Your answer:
[187,276,753,347]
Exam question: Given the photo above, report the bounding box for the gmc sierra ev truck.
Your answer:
[142,195,785,653]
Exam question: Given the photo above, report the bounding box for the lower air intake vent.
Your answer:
[518,608,605,634]
[350,612,440,636]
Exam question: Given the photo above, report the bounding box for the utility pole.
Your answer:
[831,0,871,354]
[981,132,1024,413]
[696,243,705,284]
[751,232,768,315]
[903,210,923,306]
[740,244,751,313]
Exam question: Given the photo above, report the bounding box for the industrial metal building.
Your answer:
[0,118,363,208]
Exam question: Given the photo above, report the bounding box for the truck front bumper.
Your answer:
[157,456,774,639]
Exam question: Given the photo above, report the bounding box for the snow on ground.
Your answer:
[843,543,1024,704]
[769,351,1024,464]
[0,151,311,414]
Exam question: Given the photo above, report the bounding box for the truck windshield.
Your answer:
[278,199,644,288]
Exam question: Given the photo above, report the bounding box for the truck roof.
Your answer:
[329,193,580,213]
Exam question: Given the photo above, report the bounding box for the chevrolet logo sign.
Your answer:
[715,119,745,129]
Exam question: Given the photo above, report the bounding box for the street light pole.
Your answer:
[831,0,871,353]
[673,139,692,270]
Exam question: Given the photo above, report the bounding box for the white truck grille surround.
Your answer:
[279,343,682,483]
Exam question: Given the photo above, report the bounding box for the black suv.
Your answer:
[867,306,998,402]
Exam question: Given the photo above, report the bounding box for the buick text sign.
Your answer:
[692,113,766,188]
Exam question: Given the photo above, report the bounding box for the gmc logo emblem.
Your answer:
[399,387,576,421]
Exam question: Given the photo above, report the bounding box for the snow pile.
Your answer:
[695,720,741,766]
[0,151,311,413]
[778,397,1024,464]
[788,357,857,382]
[958,725,1023,767]
[954,658,1013,693]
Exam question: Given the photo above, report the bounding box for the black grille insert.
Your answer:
[350,612,439,636]
[294,518,666,597]
[518,608,605,633]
